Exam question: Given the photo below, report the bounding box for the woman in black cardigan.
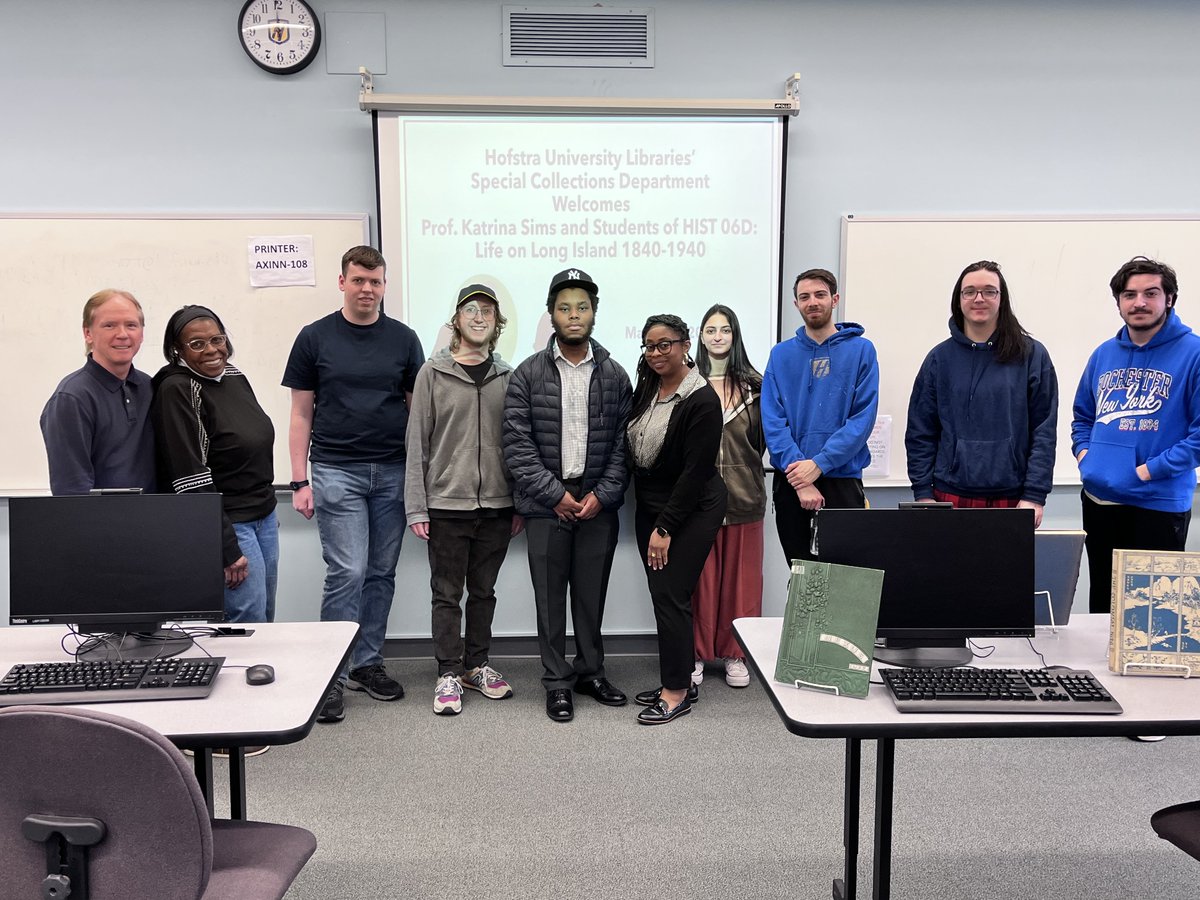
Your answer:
[627,314,727,725]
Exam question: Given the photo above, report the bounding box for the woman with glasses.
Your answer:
[692,304,766,690]
[905,261,1058,525]
[627,314,727,725]
[151,305,278,622]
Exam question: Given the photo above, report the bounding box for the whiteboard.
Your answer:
[839,215,1200,489]
[0,214,369,492]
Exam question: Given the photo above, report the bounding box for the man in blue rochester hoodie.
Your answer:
[762,268,880,563]
[1072,257,1200,614]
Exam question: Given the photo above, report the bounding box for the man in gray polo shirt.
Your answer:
[503,268,632,723]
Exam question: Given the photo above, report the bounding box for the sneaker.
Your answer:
[1130,735,1166,742]
[317,682,345,723]
[346,664,405,701]
[725,658,751,688]
[463,663,514,699]
[692,661,704,686]
[433,674,463,715]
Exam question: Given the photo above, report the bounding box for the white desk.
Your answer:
[0,621,357,819]
[735,614,1200,900]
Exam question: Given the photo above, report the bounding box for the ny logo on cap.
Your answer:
[568,269,581,281]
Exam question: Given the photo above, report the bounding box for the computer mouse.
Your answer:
[245,664,275,686]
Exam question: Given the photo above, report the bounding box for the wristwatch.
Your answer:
[655,526,670,538]
[289,479,310,491]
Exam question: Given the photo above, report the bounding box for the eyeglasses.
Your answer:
[702,326,733,337]
[641,339,685,356]
[460,303,496,319]
[960,287,1000,301]
[183,335,228,352]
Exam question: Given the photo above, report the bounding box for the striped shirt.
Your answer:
[553,340,595,479]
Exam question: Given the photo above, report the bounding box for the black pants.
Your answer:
[772,473,866,564]
[427,515,514,676]
[1080,490,1190,613]
[525,506,621,690]
[635,478,727,691]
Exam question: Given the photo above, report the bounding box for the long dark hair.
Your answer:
[631,314,691,420]
[950,261,1029,364]
[695,304,762,407]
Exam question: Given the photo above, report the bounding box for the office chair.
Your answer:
[1151,800,1200,862]
[0,705,317,900]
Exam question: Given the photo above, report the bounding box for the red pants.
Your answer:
[692,520,764,660]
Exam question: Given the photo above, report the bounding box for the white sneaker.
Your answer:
[1130,735,1166,742]
[433,674,463,715]
[725,657,751,688]
[691,661,704,686]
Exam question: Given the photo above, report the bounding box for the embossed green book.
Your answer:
[774,559,885,700]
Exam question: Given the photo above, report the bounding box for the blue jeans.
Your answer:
[311,461,406,676]
[225,509,279,623]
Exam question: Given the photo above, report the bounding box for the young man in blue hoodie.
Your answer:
[1072,257,1200,615]
[762,268,880,562]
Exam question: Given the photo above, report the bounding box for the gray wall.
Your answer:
[3,0,1199,636]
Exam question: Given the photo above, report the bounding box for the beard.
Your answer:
[803,307,833,330]
[1126,309,1168,335]
[553,319,594,345]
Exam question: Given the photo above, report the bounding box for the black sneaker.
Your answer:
[346,664,405,701]
[318,682,345,723]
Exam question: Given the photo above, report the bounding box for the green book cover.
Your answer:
[774,559,885,700]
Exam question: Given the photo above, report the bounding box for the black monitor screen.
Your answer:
[813,507,1035,666]
[9,494,225,644]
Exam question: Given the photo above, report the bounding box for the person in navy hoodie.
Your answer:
[762,268,880,563]
[1072,257,1200,614]
[905,261,1058,526]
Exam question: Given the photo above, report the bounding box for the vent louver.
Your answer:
[503,6,654,68]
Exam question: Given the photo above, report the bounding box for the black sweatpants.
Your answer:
[1080,490,1190,614]
[772,473,866,565]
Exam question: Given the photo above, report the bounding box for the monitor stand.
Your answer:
[75,629,195,662]
[874,639,972,668]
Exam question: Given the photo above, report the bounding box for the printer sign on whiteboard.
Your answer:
[247,235,317,287]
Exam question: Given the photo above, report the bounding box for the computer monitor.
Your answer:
[9,493,225,660]
[812,506,1035,667]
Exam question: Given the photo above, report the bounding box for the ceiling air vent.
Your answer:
[503,6,654,68]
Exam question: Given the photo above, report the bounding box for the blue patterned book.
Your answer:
[1109,549,1200,676]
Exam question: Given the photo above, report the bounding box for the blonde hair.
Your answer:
[82,289,144,355]
[83,289,143,327]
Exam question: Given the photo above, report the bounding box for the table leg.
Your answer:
[229,748,247,820]
[833,737,862,900]
[193,749,214,818]
[872,738,895,900]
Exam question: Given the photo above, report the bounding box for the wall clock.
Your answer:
[238,0,322,75]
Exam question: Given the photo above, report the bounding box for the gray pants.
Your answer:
[524,510,620,690]
[427,515,514,677]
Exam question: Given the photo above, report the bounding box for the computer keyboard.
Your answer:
[880,666,1123,714]
[0,656,225,707]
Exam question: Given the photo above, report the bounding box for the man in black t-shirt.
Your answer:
[282,246,425,723]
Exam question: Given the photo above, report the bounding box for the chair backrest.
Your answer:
[0,705,214,900]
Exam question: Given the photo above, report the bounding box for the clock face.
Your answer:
[239,0,322,75]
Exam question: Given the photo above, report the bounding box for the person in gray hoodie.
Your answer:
[405,284,523,716]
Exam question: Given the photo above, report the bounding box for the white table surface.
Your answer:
[735,614,1200,739]
[0,621,357,747]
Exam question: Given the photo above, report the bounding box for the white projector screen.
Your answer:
[374,113,786,368]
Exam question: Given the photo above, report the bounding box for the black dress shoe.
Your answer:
[574,677,627,707]
[545,688,574,722]
[633,683,699,707]
[636,694,692,725]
